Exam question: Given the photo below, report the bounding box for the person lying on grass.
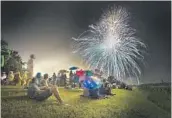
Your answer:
[27,77,67,105]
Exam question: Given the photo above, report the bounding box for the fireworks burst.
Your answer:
[72,6,146,84]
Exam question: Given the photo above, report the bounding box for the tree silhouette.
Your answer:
[1,39,24,73]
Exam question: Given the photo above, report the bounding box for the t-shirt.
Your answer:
[40,79,48,87]
[56,77,60,81]
[27,59,33,70]
[35,77,42,86]
[27,83,40,98]
[1,75,7,80]
[27,59,34,78]
[52,75,57,80]
[8,74,14,81]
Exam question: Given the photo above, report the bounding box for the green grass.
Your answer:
[138,85,171,112]
[1,86,171,118]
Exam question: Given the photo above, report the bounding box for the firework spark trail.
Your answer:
[72,6,146,84]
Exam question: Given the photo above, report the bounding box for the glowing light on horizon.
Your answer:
[33,60,88,77]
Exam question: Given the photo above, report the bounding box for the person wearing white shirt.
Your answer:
[1,72,7,85]
[25,54,35,87]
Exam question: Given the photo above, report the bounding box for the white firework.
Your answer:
[72,6,146,84]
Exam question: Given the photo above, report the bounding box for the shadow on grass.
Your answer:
[1,85,22,89]
[1,91,26,97]
[2,95,29,101]
[61,88,83,93]
[1,88,23,90]
[2,95,60,105]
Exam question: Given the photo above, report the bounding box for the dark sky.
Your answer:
[1,1,171,83]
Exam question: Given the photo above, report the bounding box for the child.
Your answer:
[7,71,14,85]
[14,72,22,86]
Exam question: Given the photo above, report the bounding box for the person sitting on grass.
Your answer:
[27,77,67,105]
[99,79,115,96]
[13,72,22,86]
[40,73,50,87]
[88,88,110,99]
[88,78,116,99]
[35,72,42,86]
[7,71,14,85]
[89,88,101,99]
[81,78,108,99]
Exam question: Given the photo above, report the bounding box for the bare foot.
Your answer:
[58,101,70,106]
[60,102,70,106]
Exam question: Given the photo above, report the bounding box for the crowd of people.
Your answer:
[1,70,80,88]
[1,65,133,106]
[81,78,116,99]
[1,71,70,105]
[1,69,116,99]
[1,71,31,87]
[1,54,133,105]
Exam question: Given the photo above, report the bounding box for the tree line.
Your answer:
[1,39,24,74]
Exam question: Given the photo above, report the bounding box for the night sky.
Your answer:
[1,1,171,83]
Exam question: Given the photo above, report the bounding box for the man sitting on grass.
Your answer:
[40,74,50,87]
[81,79,115,99]
[27,77,67,105]
[99,79,116,96]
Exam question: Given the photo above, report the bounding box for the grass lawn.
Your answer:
[1,86,171,118]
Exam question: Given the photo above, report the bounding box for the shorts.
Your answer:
[35,89,53,101]
[89,89,99,98]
